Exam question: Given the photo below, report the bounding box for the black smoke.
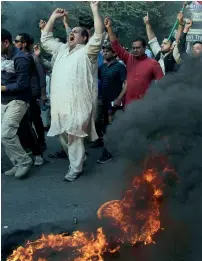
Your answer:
[1,1,82,42]
[105,55,202,261]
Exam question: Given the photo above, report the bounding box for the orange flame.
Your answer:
[97,168,163,245]
[7,228,107,261]
[8,163,176,261]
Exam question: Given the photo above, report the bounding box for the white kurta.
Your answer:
[41,31,104,141]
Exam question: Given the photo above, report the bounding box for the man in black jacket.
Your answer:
[193,41,202,56]
[1,29,33,178]
[14,33,46,165]
[144,12,186,74]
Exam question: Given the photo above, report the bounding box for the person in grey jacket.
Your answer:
[14,33,46,165]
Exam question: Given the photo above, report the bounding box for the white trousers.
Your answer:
[1,100,32,167]
[59,133,85,173]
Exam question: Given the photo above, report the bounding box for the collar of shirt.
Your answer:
[68,44,85,55]
[134,54,148,61]
[106,59,118,67]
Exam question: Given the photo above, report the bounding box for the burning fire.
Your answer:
[7,228,107,261]
[97,168,163,245]
[8,164,176,261]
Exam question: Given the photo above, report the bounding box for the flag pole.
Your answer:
[168,1,191,40]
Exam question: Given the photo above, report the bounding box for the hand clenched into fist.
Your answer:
[104,17,112,29]
[177,11,184,24]
[33,44,41,57]
[185,19,193,29]
[90,1,99,8]
[51,8,68,20]
[63,12,69,25]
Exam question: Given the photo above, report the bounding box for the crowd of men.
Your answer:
[1,2,202,181]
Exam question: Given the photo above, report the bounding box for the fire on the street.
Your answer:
[97,168,163,245]
[7,228,108,261]
[7,167,173,261]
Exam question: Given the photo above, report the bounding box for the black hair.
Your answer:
[78,15,94,30]
[133,38,146,48]
[18,33,34,51]
[166,36,175,44]
[103,44,117,59]
[1,29,12,43]
[193,41,202,46]
[81,28,89,45]
[103,44,114,53]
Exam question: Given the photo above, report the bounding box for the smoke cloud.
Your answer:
[105,55,202,260]
[1,1,78,42]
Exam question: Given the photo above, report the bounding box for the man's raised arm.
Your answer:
[63,13,72,37]
[143,13,161,57]
[91,1,103,34]
[41,9,67,55]
[86,1,105,63]
[105,17,130,64]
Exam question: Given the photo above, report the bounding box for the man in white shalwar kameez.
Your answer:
[41,2,104,181]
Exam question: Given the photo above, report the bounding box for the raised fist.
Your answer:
[143,12,149,25]
[177,11,184,24]
[63,12,69,25]
[185,19,193,29]
[51,8,67,20]
[33,44,41,57]
[104,17,112,29]
[90,1,99,9]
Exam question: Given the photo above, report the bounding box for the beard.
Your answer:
[161,49,170,54]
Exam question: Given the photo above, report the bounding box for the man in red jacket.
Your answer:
[104,17,164,106]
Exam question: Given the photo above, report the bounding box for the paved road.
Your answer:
[1,135,129,238]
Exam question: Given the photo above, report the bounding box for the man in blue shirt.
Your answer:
[1,29,33,178]
[94,43,127,163]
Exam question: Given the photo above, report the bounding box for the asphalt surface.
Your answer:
[1,135,129,237]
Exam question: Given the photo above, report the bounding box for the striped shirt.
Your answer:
[98,60,126,102]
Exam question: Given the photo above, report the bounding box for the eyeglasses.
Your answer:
[14,39,23,43]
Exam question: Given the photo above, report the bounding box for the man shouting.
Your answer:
[41,2,104,181]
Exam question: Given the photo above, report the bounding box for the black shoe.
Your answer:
[97,151,112,164]
[90,138,104,148]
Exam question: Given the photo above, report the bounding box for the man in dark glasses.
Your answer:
[14,33,46,166]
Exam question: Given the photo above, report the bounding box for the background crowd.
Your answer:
[1,1,202,181]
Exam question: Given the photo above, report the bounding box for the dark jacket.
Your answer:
[155,51,176,73]
[1,47,31,104]
[25,53,46,98]
[155,33,187,73]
